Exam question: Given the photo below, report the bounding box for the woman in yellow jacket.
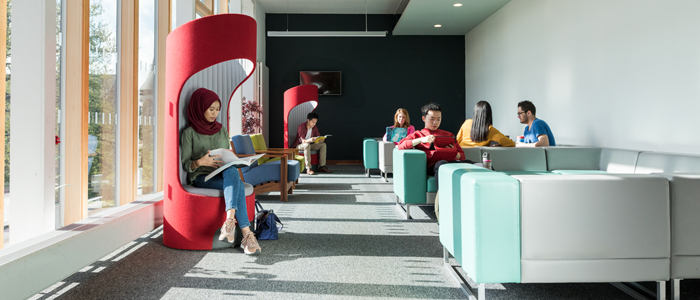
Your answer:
[457,101,515,147]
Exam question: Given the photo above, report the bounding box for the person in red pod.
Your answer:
[398,102,473,191]
[292,112,332,175]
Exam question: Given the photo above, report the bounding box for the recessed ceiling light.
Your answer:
[454,3,463,7]
[434,24,442,28]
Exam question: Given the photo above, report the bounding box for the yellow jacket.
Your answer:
[456,119,515,147]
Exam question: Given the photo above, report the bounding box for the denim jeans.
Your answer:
[193,167,251,228]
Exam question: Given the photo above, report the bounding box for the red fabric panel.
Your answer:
[164,14,256,250]
[246,192,255,222]
[311,153,319,165]
[283,85,318,148]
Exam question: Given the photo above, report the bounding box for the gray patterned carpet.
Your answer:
[30,165,699,299]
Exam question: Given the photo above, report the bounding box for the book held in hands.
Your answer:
[314,135,332,144]
[204,148,266,182]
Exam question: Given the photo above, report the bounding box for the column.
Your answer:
[9,0,56,243]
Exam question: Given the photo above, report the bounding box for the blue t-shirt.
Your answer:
[524,118,556,146]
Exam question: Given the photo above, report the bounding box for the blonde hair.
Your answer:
[393,108,411,128]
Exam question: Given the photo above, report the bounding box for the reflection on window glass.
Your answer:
[55,0,64,226]
[214,0,220,14]
[137,0,156,196]
[196,12,203,19]
[88,0,118,214]
[4,0,11,196]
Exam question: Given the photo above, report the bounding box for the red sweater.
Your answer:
[292,122,320,148]
[398,128,465,167]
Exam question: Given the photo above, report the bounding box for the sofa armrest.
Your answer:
[438,164,520,284]
[378,141,395,172]
[363,138,379,169]
[393,148,427,204]
[653,172,700,279]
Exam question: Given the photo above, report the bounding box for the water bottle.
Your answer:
[482,152,492,170]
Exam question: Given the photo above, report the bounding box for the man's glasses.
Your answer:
[517,112,526,116]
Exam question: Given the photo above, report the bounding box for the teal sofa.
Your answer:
[429,146,700,299]
[392,146,483,219]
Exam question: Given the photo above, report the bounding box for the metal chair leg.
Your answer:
[671,279,680,300]
[365,168,370,177]
[657,281,666,300]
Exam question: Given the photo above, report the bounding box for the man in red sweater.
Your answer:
[293,112,331,175]
[398,102,472,190]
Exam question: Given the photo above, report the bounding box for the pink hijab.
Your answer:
[187,88,222,135]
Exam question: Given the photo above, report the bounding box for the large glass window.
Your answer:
[3,0,11,246]
[137,0,156,196]
[88,0,118,214]
[55,0,64,227]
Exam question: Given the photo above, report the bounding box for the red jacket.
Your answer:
[398,128,465,167]
[292,122,320,148]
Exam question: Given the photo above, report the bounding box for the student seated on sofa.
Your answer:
[457,101,515,147]
[516,100,556,147]
[398,102,471,191]
[293,112,332,175]
[383,108,415,144]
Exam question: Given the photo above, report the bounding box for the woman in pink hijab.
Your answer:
[181,88,260,255]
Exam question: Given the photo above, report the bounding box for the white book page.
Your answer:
[204,149,265,182]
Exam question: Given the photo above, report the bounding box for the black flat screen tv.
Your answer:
[300,71,342,95]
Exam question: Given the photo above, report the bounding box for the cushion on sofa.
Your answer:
[635,152,700,174]
[600,148,641,173]
[544,147,602,171]
[483,148,547,171]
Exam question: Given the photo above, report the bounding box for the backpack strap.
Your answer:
[255,200,264,213]
[273,213,283,231]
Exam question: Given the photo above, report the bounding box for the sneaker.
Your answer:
[241,231,261,255]
[219,218,236,243]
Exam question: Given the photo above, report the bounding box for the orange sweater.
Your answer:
[456,119,515,147]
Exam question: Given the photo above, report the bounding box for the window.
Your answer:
[195,0,213,17]
[137,0,157,196]
[88,0,118,214]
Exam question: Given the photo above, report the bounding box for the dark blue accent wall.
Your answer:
[266,14,465,161]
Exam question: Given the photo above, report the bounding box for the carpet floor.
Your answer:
[30,165,700,300]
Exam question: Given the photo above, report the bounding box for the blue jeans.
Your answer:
[193,167,251,228]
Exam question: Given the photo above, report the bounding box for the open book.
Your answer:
[314,135,332,144]
[204,148,265,182]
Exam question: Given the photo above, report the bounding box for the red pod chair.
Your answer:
[284,85,320,169]
[164,14,257,250]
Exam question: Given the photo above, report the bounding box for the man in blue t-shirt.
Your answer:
[516,100,556,147]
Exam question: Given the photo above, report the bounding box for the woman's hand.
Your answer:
[197,150,223,168]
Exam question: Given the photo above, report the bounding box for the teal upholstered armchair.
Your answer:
[392,148,437,219]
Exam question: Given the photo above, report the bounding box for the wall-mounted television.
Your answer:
[300,71,342,95]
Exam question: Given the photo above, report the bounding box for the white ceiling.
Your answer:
[256,0,512,35]
[393,0,512,35]
[257,0,409,15]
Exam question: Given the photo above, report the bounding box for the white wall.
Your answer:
[10,0,56,243]
[465,0,700,155]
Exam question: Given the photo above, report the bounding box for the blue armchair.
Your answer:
[231,135,300,202]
